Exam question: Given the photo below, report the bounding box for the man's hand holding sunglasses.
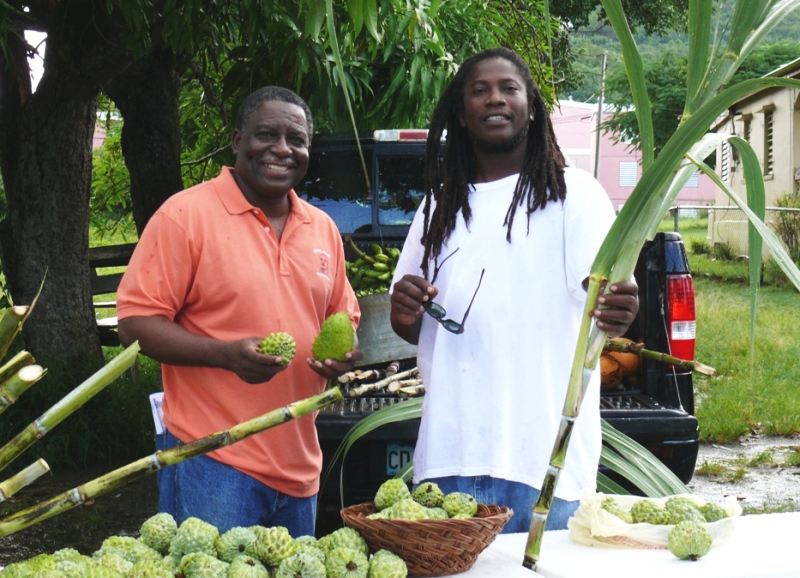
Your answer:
[389,274,438,346]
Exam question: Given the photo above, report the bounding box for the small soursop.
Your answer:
[251,525,298,567]
[275,551,326,578]
[600,497,633,524]
[442,492,478,519]
[374,479,411,511]
[311,311,355,362]
[228,554,270,578]
[325,547,369,578]
[215,526,257,562]
[368,550,408,578]
[139,512,177,554]
[411,482,444,508]
[630,499,671,525]
[667,520,713,561]
[259,332,296,365]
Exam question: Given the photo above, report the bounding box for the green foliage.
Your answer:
[551,0,689,35]
[772,192,800,264]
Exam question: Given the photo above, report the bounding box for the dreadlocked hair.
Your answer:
[420,47,567,279]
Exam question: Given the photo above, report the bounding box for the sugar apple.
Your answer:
[665,496,706,525]
[228,554,270,578]
[319,526,369,557]
[128,557,176,578]
[215,526,257,562]
[93,551,134,576]
[139,512,178,554]
[325,547,369,578]
[259,332,296,365]
[667,520,713,561]
[368,549,408,578]
[630,499,671,525]
[700,501,729,523]
[600,496,633,523]
[442,492,478,519]
[98,535,163,565]
[168,516,220,562]
[251,525,298,567]
[425,507,449,520]
[411,482,444,508]
[388,498,429,521]
[275,551,326,578]
[178,551,229,577]
[311,311,355,362]
[374,479,411,511]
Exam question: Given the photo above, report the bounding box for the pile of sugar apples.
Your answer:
[0,512,406,578]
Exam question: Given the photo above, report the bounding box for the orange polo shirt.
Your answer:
[117,167,360,497]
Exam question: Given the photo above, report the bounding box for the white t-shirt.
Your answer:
[391,167,616,500]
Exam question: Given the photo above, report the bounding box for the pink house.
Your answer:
[551,100,716,212]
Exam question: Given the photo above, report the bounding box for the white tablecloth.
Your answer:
[466,512,800,578]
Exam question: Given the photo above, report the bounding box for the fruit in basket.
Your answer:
[411,481,445,508]
[139,512,178,554]
[374,478,411,511]
[215,526,258,562]
[426,506,450,520]
[368,549,408,578]
[630,499,671,525]
[700,501,729,522]
[387,498,429,520]
[259,332,297,365]
[312,311,355,362]
[600,338,640,390]
[667,520,713,561]
[228,554,270,578]
[325,546,370,578]
[442,491,479,519]
[600,496,633,523]
[276,551,327,578]
[168,516,220,562]
[665,496,706,525]
[251,525,298,567]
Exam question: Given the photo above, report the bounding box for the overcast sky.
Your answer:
[26,31,46,90]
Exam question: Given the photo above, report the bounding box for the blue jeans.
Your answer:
[418,476,579,533]
[156,429,316,536]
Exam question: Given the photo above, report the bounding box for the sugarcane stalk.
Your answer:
[0,351,35,384]
[0,459,50,502]
[0,386,344,536]
[345,367,419,397]
[604,339,716,376]
[0,306,29,361]
[0,364,46,415]
[0,343,140,474]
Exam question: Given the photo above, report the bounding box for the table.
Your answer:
[467,512,800,578]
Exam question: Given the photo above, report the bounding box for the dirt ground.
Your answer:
[0,433,797,567]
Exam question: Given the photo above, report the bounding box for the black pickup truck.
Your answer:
[295,130,700,535]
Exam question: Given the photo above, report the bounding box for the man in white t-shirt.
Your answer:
[389,48,639,533]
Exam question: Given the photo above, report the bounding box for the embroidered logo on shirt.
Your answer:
[314,248,332,281]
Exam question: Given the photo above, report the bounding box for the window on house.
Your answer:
[619,161,638,187]
[763,107,774,176]
[743,117,751,142]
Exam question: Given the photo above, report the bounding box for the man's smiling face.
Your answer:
[459,57,530,154]
[232,100,310,205]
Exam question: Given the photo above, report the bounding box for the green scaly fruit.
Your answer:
[259,332,296,366]
[168,517,220,562]
[128,558,176,578]
[98,535,163,565]
[139,512,178,554]
[600,497,633,523]
[368,550,408,578]
[411,482,444,508]
[374,479,411,511]
[442,492,478,519]
[700,502,728,523]
[425,507,449,520]
[228,555,270,578]
[275,551,326,578]
[325,547,369,578]
[311,311,355,362]
[665,497,706,525]
[215,526,258,562]
[93,551,134,576]
[251,525,298,567]
[177,551,229,577]
[667,520,713,561]
[387,499,428,521]
[320,527,369,557]
[630,499,671,525]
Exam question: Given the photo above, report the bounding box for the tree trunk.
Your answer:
[105,43,186,234]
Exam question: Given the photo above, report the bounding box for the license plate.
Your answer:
[386,443,414,475]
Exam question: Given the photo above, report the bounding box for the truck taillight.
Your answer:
[373,129,428,142]
[667,274,696,365]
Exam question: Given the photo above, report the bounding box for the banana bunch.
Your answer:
[345,238,401,297]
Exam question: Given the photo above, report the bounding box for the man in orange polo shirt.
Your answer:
[116,86,361,536]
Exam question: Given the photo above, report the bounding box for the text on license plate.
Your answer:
[386,443,414,475]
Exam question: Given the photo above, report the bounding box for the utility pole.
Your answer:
[594,51,608,180]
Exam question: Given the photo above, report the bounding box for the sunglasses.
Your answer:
[424,248,485,334]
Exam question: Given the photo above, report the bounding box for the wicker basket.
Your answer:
[340,502,513,577]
